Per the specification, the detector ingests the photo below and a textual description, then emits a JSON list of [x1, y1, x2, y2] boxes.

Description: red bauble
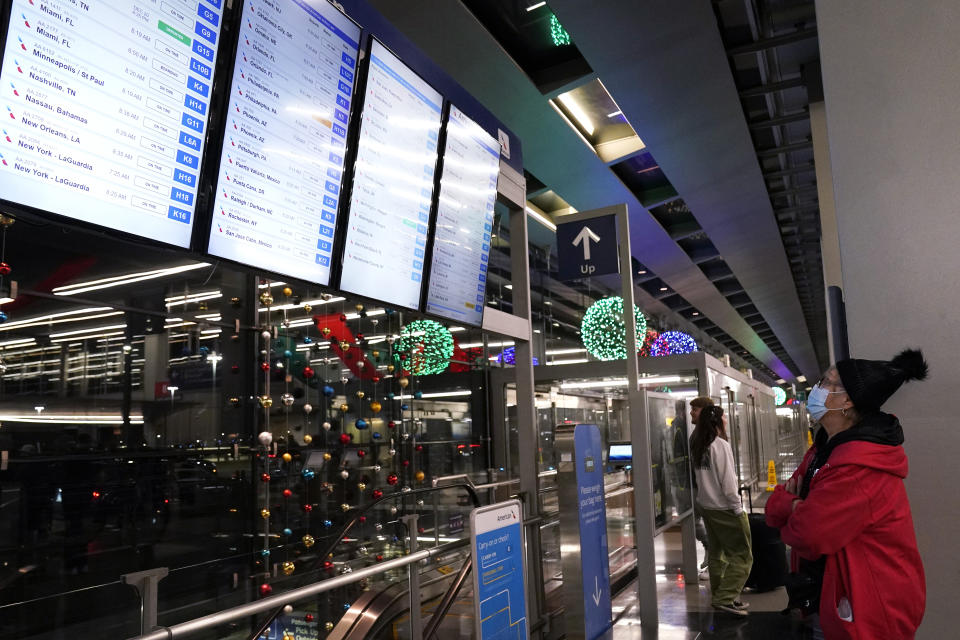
[[282, 488, 293, 498], [260, 362, 270, 371], [372, 489, 383, 499], [303, 504, 313, 512], [302, 366, 315, 379], [356, 333, 364, 341], [376, 554, 384, 562], [339, 433, 351, 444], [387, 474, 399, 485], [231, 365, 240, 374], [416, 445, 423, 452], [388, 421, 397, 429], [259, 583, 273, 596], [402, 460, 410, 468], [359, 515, 367, 523], [0, 262, 10, 275], [418, 527, 425, 535], [261, 473, 271, 482], [372, 376, 381, 383], [305, 614, 314, 622], [357, 449, 366, 458], [339, 314, 347, 322], [324, 560, 334, 571]]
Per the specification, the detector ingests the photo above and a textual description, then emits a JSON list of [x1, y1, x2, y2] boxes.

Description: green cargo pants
[[700, 508, 753, 606]]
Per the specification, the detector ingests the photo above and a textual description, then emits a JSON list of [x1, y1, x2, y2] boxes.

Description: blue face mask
[[807, 383, 846, 421]]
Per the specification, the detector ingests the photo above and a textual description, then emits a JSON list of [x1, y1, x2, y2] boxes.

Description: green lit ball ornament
[[773, 386, 787, 406], [396, 320, 454, 376], [580, 297, 647, 360]]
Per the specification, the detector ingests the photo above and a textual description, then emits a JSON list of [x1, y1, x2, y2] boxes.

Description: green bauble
[[580, 297, 647, 360]]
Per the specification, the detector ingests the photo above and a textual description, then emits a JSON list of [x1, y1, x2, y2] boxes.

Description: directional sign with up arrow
[[556, 214, 619, 281]]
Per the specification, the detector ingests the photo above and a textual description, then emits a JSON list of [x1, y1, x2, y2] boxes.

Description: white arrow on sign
[[572, 226, 601, 261], [592, 575, 602, 606]]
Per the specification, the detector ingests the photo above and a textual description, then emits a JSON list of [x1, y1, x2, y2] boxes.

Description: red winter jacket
[[766, 417, 925, 639]]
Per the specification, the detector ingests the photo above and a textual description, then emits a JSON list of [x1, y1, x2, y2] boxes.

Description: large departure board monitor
[[425, 105, 499, 326], [0, 0, 225, 247], [339, 38, 443, 310], [206, 0, 360, 284]]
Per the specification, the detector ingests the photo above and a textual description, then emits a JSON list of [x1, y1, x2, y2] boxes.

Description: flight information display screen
[[0, 0, 225, 247], [339, 38, 443, 310], [207, 0, 360, 284], [425, 105, 499, 326]]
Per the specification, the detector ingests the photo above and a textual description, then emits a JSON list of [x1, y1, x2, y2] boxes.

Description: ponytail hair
[[690, 405, 724, 468]]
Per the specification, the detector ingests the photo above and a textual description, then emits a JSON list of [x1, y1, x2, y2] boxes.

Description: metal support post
[[122, 567, 169, 635], [403, 514, 423, 640], [616, 206, 659, 628]]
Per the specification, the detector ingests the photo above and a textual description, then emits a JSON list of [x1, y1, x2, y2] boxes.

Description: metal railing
[[128, 538, 469, 640]]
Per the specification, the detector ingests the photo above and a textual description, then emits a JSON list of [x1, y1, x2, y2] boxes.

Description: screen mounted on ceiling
[[0, 0, 226, 247], [338, 38, 443, 310], [424, 104, 499, 326], [206, 0, 361, 284]]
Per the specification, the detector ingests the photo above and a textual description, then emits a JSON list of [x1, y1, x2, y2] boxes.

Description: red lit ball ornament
[[376, 554, 384, 562], [357, 449, 366, 458], [372, 489, 383, 499], [261, 473, 271, 482], [302, 366, 315, 379], [402, 460, 410, 468], [388, 421, 397, 429], [387, 474, 399, 485], [0, 263, 10, 275], [305, 615, 314, 622], [283, 489, 293, 498], [260, 362, 270, 371], [324, 560, 334, 571], [339, 433, 352, 444], [259, 583, 273, 596], [303, 504, 313, 513]]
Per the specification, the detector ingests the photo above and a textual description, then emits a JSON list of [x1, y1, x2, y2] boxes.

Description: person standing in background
[[689, 396, 714, 578], [691, 404, 753, 616]]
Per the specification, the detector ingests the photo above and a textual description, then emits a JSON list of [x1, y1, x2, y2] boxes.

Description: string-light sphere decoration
[[580, 297, 647, 361], [495, 346, 539, 366], [549, 14, 571, 46], [772, 386, 787, 406], [396, 320, 454, 376], [639, 328, 659, 358], [650, 331, 698, 357]]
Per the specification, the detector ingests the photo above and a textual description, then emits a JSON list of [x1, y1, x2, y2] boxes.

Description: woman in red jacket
[[766, 349, 927, 639]]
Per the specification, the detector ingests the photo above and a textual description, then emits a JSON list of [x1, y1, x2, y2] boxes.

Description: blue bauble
[[387, 392, 395, 400], [261, 549, 271, 557], [343, 603, 351, 611], [372, 432, 382, 440], [414, 391, 423, 399], [199, 346, 210, 356], [0, 311, 7, 323], [303, 336, 313, 344], [323, 519, 333, 528], [401, 404, 409, 411], [282, 528, 293, 536], [355, 419, 368, 430], [283, 349, 292, 358], [301, 468, 315, 479], [323, 385, 335, 397]]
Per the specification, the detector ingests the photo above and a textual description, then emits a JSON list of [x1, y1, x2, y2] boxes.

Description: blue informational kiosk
[[471, 500, 529, 640], [556, 423, 613, 640]]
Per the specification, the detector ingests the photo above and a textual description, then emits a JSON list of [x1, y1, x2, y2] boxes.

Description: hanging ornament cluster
[[650, 330, 698, 356], [395, 319, 454, 376], [580, 297, 647, 361]]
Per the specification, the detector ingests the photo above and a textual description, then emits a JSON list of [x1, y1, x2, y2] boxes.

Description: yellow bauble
[[321, 327, 331, 337], [323, 452, 332, 461], [260, 508, 271, 519], [282, 287, 293, 297], [303, 434, 313, 444], [281, 560, 295, 575], [340, 503, 350, 512], [415, 471, 425, 483], [339, 403, 349, 412], [355, 303, 364, 313], [355, 390, 365, 399], [259, 395, 273, 408], [357, 482, 366, 491], [387, 365, 395, 373], [369, 401, 382, 414], [282, 452, 292, 463], [339, 341, 350, 351], [303, 304, 312, 313], [302, 534, 315, 548], [325, 622, 334, 631], [372, 350, 380, 358], [398, 377, 409, 388], [260, 292, 274, 306]]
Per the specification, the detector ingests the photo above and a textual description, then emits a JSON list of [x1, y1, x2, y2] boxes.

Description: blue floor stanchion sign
[[557, 423, 613, 640], [471, 500, 529, 640]]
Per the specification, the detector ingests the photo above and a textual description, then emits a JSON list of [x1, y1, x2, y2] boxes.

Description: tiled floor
[[606, 528, 816, 639]]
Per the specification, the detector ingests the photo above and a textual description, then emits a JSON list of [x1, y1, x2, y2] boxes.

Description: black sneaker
[[733, 599, 750, 610], [713, 603, 748, 617]]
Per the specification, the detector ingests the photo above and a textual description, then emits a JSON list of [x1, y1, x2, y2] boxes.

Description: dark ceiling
[[371, 0, 828, 383]]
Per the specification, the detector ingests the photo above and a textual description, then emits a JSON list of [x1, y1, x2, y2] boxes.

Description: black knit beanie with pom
[[836, 349, 929, 412]]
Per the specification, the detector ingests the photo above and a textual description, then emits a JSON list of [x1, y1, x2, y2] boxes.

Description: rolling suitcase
[[740, 486, 788, 592]]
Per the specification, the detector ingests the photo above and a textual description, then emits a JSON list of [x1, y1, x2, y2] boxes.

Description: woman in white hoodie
[[690, 405, 752, 616]]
